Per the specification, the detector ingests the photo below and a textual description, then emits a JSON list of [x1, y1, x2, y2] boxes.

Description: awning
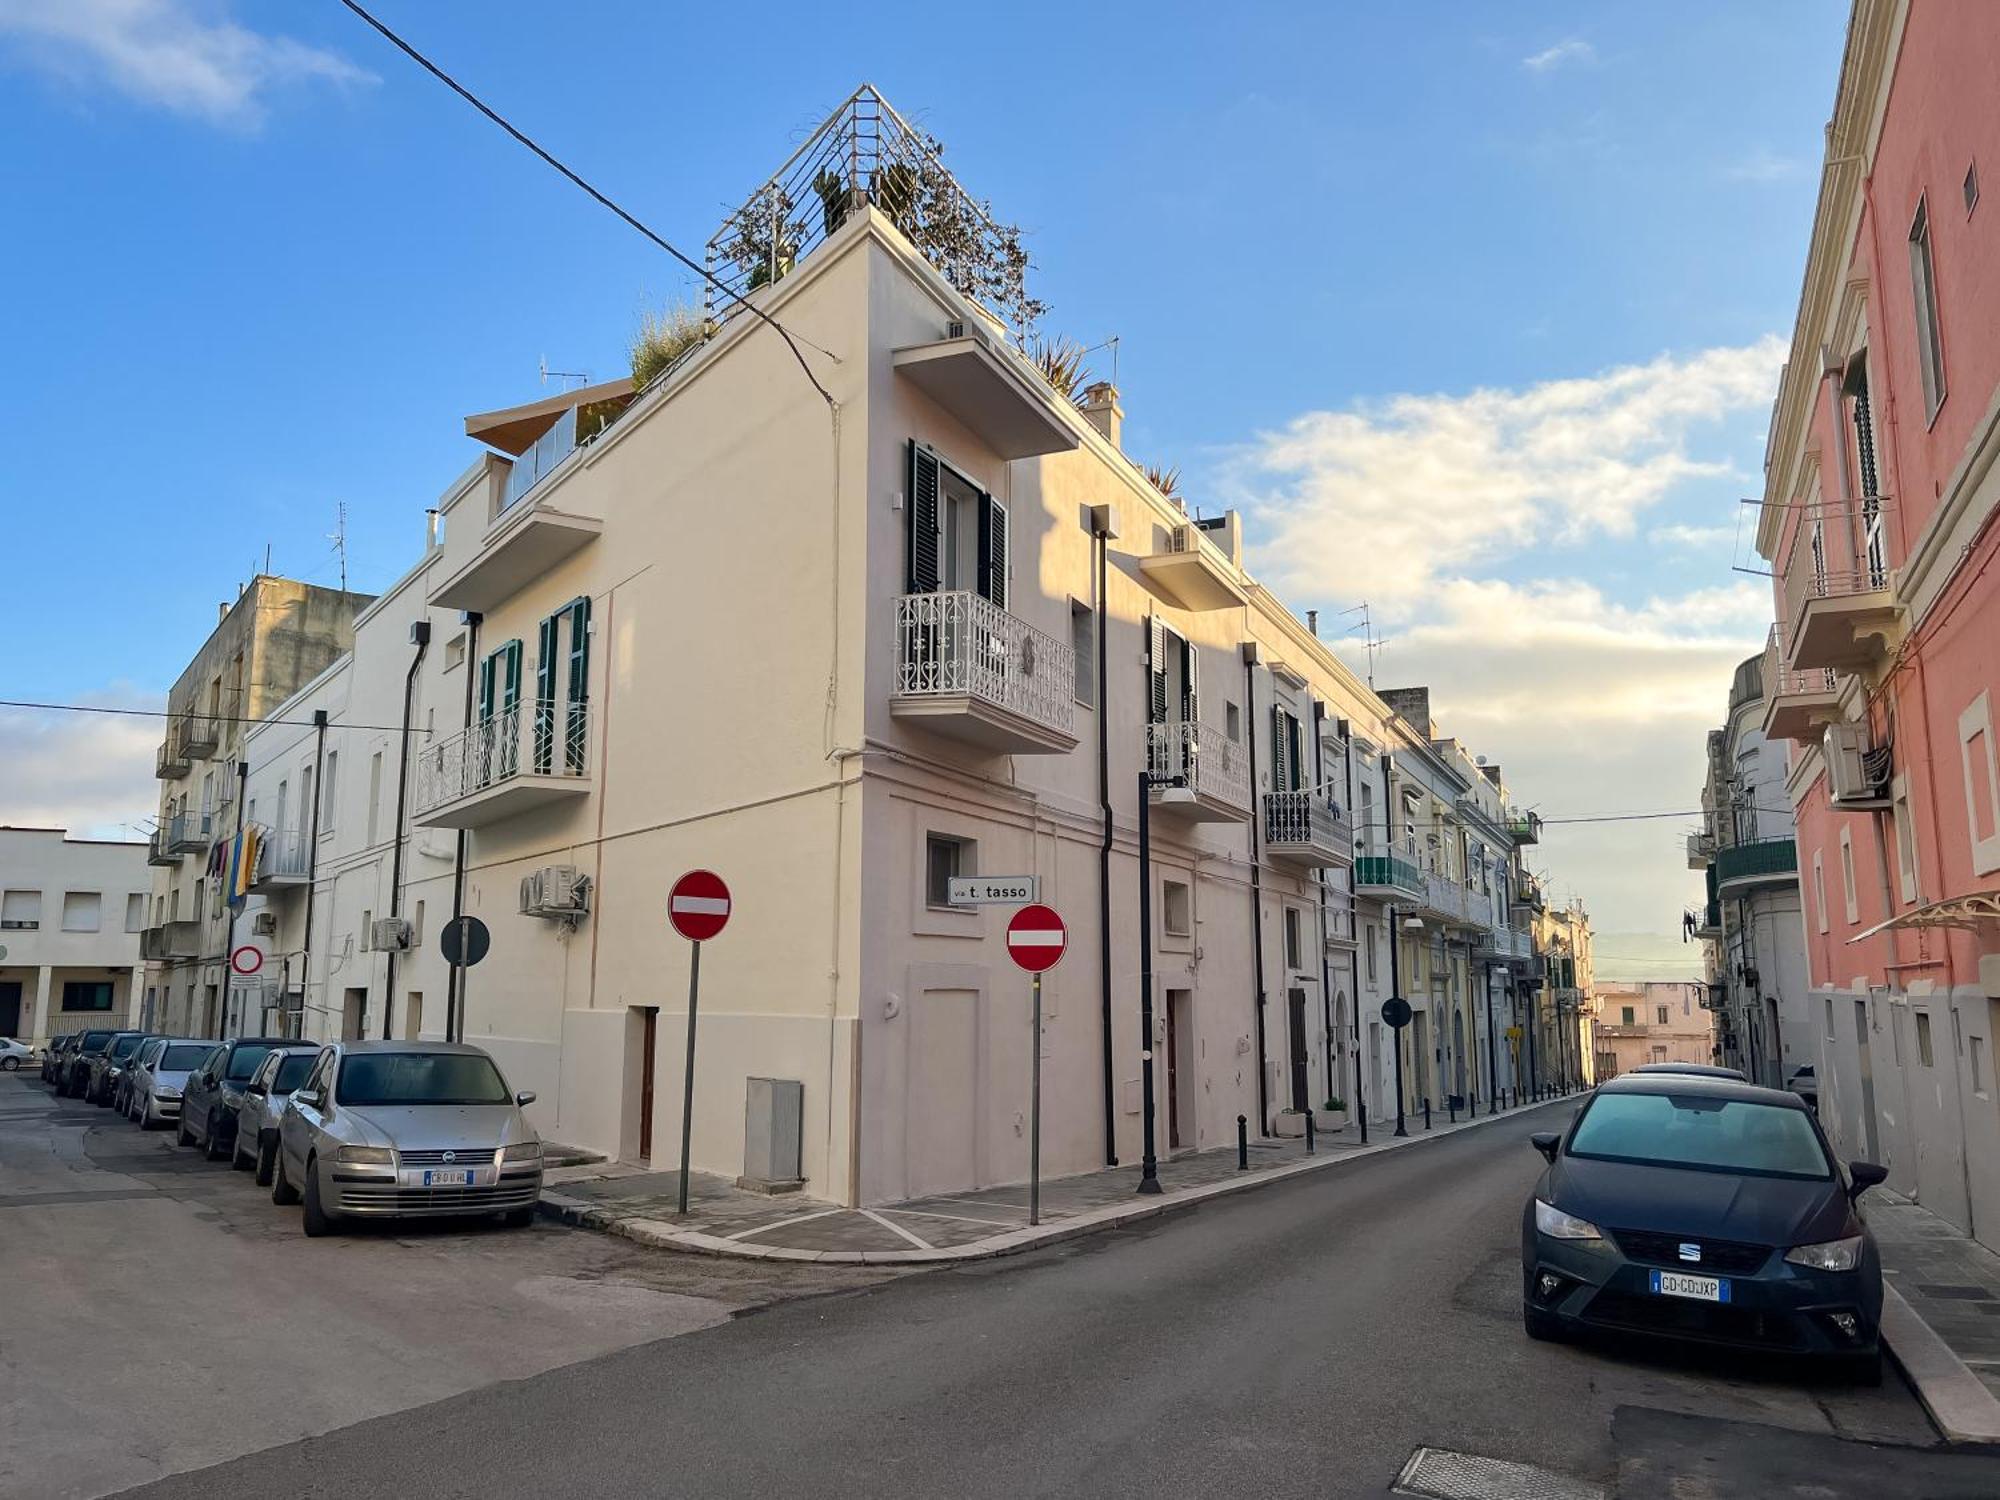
[[465, 377, 635, 456], [1848, 890, 2000, 943]]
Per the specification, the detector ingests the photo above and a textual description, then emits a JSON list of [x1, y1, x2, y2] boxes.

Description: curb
[[538, 1093, 1580, 1266], [1880, 1283, 2000, 1445]]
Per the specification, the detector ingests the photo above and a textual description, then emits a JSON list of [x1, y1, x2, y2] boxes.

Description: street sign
[[947, 875, 1040, 907], [668, 869, 731, 943], [1005, 903, 1067, 973], [229, 945, 263, 977], [1381, 996, 1412, 1029], [439, 915, 490, 968]]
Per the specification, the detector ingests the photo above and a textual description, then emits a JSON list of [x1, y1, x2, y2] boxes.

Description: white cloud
[[1235, 337, 1784, 614], [1523, 39, 1595, 73], [0, 689, 164, 840], [1723, 147, 1802, 183], [0, 0, 373, 126], [1648, 521, 1738, 549]]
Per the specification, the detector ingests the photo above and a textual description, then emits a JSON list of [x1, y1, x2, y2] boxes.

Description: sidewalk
[[540, 1092, 1577, 1265], [1871, 1189, 2000, 1443]]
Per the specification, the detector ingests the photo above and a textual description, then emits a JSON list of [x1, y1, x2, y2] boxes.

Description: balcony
[[1713, 837, 1799, 895], [1513, 871, 1547, 914], [140, 921, 201, 961], [167, 813, 213, 855], [1146, 719, 1251, 822], [1689, 900, 1722, 939], [1354, 849, 1426, 903], [894, 335, 1082, 462], [156, 739, 189, 780], [891, 591, 1077, 755], [1507, 810, 1542, 846], [146, 827, 179, 866], [1324, 903, 1357, 947], [1137, 522, 1247, 612], [1476, 927, 1533, 964], [1685, 830, 1714, 870], [413, 699, 593, 830], [248, 828, 311, 894], [1783, 565, 1903, 674], [1760, 627, 1841, 743], [178, 709, 221, 759], [1262, 790, 1354, 868]]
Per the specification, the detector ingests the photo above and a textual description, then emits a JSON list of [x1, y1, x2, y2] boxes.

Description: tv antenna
[[540, 356, 589, 390], [1339, 602, 1381, 686], [328, 502, 348, 592]]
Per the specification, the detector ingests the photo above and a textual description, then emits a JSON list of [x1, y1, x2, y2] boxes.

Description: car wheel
[[1, 1057, 18, 1072], [271, 1148, 301, 1206], [254, 1134, 278, 1187], [499, 1206, 536, 1229], [1523, 1300, 1565, 1343], [231, 1132, 253, 1171], [176, 1114, 195, 1148], [300, 1156, 336, 1237], [203, 1114, 229, 1161]]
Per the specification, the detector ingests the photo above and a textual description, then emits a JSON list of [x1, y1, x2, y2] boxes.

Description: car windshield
[[336, 1052, 510, 1107], [161, 1042, 210, 1070], [272, 1053, 316, 1092], [225, 1044, 281, 1082], [1569, 1091, 1831, 1180], [109, 1036, 143, 1061], [80, 1032, 113, 1052]]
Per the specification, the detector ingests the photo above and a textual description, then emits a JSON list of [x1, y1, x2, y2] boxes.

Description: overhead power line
[[332, 0, 836, 405], [0, 700, 413, 735]]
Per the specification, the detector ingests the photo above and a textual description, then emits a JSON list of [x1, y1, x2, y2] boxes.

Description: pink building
[[1757, 1, 2000, 1250]]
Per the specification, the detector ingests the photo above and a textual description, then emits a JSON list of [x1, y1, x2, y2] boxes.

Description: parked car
[[1521, 1072, 1887, 1382], [127, 1038, 213, 1128], [40, 1032, 78, 1083], [1786, 1064, 1820, 1113], [0, 1037, 32, 1071], [273, 1040, 543, 1236], [179, 1038, 301, 1159], [1628, 1062, 1748, 1081], [115, 1038, 163, 1114], [232, 1045, 322, 1183], [57, 1029, 120, 1097], [84, 1031, 148, 1105]]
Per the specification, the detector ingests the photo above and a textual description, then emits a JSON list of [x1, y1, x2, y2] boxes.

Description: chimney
[[1306, 609, 1319, 637], [1080, 382, 1123, 451], [425, 508, 441, 551]]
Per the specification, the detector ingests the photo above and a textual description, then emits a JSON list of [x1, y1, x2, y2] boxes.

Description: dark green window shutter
[[565, 596, 591, 773], [907, 442, 940, 593], [500, 641, 522, 713], [1180, 634, 1197, 722], [477, 654, 496, 724], [533, 616, 558, 774], [977, 494, 1007, 609], [1147, 617, 1168, 723], [1272, 705, 1290, 791]]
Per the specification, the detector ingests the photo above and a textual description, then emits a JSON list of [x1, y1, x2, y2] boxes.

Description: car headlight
[[1533, 1199, 1603, 1242], [336, 1146, 396, 1166], [1785, 1235, 1863, 1272], [497, 1141, 543, 1167]]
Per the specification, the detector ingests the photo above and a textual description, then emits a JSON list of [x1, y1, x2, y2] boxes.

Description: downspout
[[1381, 753, 1402, 1126], [1344, 729, 1365, 1141], [445, 611, 481, 1044], [298, 709, 327, 1039], [1092, 511, 1116, 1166], [382, 620, 430, 1038], [1313, 702, 1336, 1104], [1245, 645, 1269, 1134], [220, 757, 248, 1038]]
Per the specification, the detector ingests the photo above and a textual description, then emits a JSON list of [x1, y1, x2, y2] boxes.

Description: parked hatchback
[[128, 1038, 214, 1128], [1521, 1073, 1887, 1382], [40, 1033, 77, 1084], [273, 1041, 542, 1236], [84, 1031, 148, 1105], [232, 1045, 321, 1183], [178, 1038, 298, 1160], [58, 1029, 119, 1097], [114, 1037, 164, 1113]]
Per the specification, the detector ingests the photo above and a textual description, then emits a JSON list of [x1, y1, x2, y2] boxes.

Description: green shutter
[[978, 494, 1007, 609], [1147, 617, 1168, 724], [534, 616, 558, 774], [565, 596, 591, 774], [907, 442, 940, 594]]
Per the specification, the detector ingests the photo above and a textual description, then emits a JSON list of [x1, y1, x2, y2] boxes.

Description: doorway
[[638, 1006, 658, 1162], [1452, 1008, 1468, 1100], [1287, 986, 1310, 1112], [1411, 1010, 1430, 1106], [1167, 989, 1193, 1150], [340, 987, 365, 1041], [1855, 999, 1880, 1161], [0, 981, 20, 1037], [202, 984, 218, 1038], [910, 988, 979, 1196], [405, 991, 424, 1041]]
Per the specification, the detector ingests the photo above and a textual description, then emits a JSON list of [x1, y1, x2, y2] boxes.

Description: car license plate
[[1650, 1269, 1727, 1303], [422, 1169, 474, 1188]]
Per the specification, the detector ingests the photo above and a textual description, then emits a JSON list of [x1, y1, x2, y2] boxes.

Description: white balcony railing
[[253, 827, 310, 887], [1147, 718, 1251, 814], [1262, 790, 1355, 864], [1762, 623, 1837, 697], [414, 699, 591, 818], [893, 591, 1075, 743]]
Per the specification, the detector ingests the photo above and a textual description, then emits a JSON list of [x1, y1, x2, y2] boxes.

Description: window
[[1656, 1006, 1669, 1026], [0, 889, 40, 929], [1620, 1006, 1635, 1026], [1813, 850, 1829, 934], [1846, 360, 1887, 586], [61, 981, 114, 1012], [1958, 692, 2000, 874], [445, 632, 467, 671], [924, 834, 971, 908], [1070, 600, 1094, 706], [337, 1050, 509, 1106], [1917, 1010, 1935, 1067], [1892, 773, 1919, 903], [1225, 702, 1241, 743], [1973, 1034, 1990, 1099], [412, 900, 425, 947], [1365, 923, 1379, 984], [905, 443, 1006, 604], [124, 894, 145, 932], [322, 750, 339, 832], [367, 752, 384, 845], [1651, 1046, 1668, 1063], [1825, 997, 1836, 1041], [1284, 907, 1303, 970], [360, 909, 373, 948], [300, 766, 314, 834], [1839, 828, 1858, 924], [1567, 1092, 1831, 1180], [61, 891, 101, 932], [1909, 197, 1947, 420], [1163, 879, 1192, 938]]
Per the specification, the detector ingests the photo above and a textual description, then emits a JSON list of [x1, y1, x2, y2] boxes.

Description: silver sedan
[[126, 1038, 215, 1128], [272, 1040, 543, 1237], [231, 1044, 322, 1184]]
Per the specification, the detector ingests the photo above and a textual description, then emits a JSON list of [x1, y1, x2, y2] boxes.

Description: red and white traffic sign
[[229, 944, 263, 976], [668, 869, 732, 943], [1005, 903, 1067, 973]]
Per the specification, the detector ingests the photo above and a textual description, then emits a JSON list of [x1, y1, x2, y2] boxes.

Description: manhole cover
[[1395, 1447, 1605, 1500]]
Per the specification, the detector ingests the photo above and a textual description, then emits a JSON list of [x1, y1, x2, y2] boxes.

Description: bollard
[[1237, 1114, 1249, 1170], [1424, 1097, 1433, 1131], [1448, 1096, 1457, 1125], [1305, 1110, 1316, 1154]]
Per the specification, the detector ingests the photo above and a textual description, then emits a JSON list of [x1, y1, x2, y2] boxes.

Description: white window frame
[[1891, 772, 1919, 903], [1909, 195, 1948, 422], [1959, 691, 2000, 874], [1813, 849, 1829, 934], [61, 891, 102, 933], [1839, 827, 1859, 924]]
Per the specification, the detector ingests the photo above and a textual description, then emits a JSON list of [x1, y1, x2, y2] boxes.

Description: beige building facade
[[0, 828, 148, 1043], [1590, 982, 1716, 1081]]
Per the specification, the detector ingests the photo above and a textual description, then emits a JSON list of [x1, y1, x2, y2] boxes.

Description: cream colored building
[[0, 828, 148, 1043], [217, 88, 1577, 1204], [1590, 982, 1716, 1081]]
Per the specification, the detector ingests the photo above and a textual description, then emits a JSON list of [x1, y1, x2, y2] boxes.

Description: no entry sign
[[1006, 903, 1067, 973], [669, 869, 731, 943], [229, 945, 263, 977]]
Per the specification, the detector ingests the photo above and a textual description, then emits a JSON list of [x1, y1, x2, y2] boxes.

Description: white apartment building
[[220, 88, 1571, 1204], [0, 828, 148, 1043]]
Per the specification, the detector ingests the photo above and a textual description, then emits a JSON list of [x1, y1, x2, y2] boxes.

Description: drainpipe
[[1343, 727, 1365, 1142], [445, 611, 481, 1045], [1090, 511, 1116, 1166], [298, 709, 327, 1040], [220, 757, 248, 1038], [1313, 702, 1336, 1106], [1244, 643, 1270, 1134], [1382, 753, 1405, 1135], [382, 620, 431, 1038]]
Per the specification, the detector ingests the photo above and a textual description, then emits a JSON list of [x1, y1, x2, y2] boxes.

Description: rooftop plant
[[629, 300, 710, 391]]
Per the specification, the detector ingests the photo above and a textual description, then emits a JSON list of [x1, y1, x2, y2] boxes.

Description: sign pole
[[677, 939, 701, 1217], [1030, 971, 1042, 1227]]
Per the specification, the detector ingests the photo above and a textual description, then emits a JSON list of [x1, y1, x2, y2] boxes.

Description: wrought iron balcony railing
[[414, 699, 591, 820], [1146, 718, 1252, 817], [893, 591, 1075, 750], [1262, 790, 1354, 865]]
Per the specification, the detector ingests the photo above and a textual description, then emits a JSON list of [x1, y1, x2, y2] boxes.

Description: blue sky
[[0, 1, 1847, 965]]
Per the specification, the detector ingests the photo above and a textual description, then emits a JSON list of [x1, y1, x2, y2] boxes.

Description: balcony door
[[906, 442, 1006, 604]]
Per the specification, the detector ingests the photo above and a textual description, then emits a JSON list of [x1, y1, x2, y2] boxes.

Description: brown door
[[639, 1008, 658, 1161], [1288, 987, 1310, 1112], [1166, 993, 1183, 1150]]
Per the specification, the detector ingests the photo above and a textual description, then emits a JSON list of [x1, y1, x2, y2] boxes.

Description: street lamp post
[[1136, 767, 1190, 1195]]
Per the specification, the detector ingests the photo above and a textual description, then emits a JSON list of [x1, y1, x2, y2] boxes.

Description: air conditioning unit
[[1824, 722, 1891, 807], [370, 916, 413, 952], [520, 865, 589, 920], [251, 912, 277, 936]]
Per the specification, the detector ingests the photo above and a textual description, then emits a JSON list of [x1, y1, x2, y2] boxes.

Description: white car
[[0, 1038, 32, 1071]]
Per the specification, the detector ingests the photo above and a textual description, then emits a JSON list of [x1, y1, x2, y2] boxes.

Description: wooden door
[[640, 1008, 658, 1161]]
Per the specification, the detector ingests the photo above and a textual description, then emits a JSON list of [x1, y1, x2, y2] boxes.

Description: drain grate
[[1394, 1447, 1606, 1500]]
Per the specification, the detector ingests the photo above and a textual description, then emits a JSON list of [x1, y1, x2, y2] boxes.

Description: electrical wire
[[332, 0, 837, 405], [0, 700, 413, 735]]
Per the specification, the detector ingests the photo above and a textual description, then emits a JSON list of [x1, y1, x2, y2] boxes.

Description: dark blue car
[[1521, 1072, 1888, 1382]]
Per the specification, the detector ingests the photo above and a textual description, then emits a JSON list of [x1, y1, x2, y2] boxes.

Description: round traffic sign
[[1380, 996, 1412, 1029], [439, 915, 490, 968], [1005, 903, 1067, 973], [669, 869, 731, 943], [229, 945, 263, 976]]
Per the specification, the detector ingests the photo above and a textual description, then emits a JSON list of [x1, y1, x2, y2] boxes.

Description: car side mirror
[[516, 1091, 537, 1108], [1530, 1131, 1561, 1164], [293, 1090, 320, 1110], [1848, 1160, 1888, 1203]]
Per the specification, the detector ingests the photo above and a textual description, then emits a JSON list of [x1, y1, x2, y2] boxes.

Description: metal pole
[[1137, 772, 1161, 1194], [1030, 971, 1043, 1227], [676, 941, 701, 1217]]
